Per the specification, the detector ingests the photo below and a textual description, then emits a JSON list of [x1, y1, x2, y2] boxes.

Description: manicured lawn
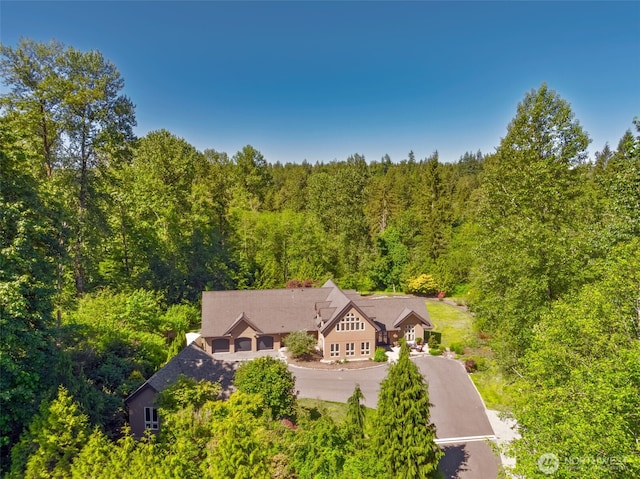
[[425, 300, 475, 348]]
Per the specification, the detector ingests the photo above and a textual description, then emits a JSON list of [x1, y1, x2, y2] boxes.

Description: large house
[[126, 280, 434, 436], [201, 279, 434, 361]]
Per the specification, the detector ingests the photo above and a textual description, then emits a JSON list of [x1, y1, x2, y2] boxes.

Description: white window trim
[[144, 407, 159, 430], [330, 343, 340, 357], [361, 341, 370, 356], [404, 324, 415, 342], [345, 342, 355, 356], [336, 312, 365, 332]]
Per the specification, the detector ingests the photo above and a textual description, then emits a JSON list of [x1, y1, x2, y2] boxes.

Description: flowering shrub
[[405, 274, 439, 295]]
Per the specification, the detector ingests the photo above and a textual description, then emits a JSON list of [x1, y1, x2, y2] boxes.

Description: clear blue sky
[[1, 1, 639, 164]]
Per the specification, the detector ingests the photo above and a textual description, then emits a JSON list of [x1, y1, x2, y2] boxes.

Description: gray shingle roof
[[201, 287, 331, 337], [201, 282, 433, 338], [358, 295, 434, 331], [125, 343, 236, 403]]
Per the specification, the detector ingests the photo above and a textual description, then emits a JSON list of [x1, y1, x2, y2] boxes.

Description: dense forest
[[1, 39, 639, 477]]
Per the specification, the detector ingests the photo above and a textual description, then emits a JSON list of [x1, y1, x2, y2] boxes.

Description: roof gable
[[125, 343, 236, 404], [202, 287, 330, 337], [223, 312, 262, 336], [201, 282, 433, 338], [392, 307, 433, 329], [320, 300, 381, 335]]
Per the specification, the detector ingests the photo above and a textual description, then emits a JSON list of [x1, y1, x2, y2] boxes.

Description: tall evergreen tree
[[372, 343, 442, 478], [9, 386, 89, 479], [344, 384, 366, 447]]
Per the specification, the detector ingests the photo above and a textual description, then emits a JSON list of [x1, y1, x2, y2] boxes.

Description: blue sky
[[2, 1, 639, 164]]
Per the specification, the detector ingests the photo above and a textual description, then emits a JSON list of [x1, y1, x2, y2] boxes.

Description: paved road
[[290, 355, 500, 479]]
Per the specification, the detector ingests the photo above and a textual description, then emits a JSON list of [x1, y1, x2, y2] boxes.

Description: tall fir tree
[[372, 342, 442, 478], [344, 384, 366, 447]]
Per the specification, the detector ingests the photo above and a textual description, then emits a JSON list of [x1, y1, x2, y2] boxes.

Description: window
[[144, 407, 159, 430], [336, 312, 365, 332], [361, 341, 370, 356], [404, 324, 415, 342], [346, 342, 355, 356], [330, 343, 340, 357]]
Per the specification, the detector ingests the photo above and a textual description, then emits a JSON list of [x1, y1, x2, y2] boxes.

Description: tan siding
[[229, 323, 256, 352], [322, 307, 376, 360]]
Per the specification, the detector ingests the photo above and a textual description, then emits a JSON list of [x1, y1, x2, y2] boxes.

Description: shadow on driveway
[[439, 444, 470, 479]]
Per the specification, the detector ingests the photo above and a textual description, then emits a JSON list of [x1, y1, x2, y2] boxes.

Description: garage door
[[257, 336, 274, 350], [234, 337, 252, 352], [212, 338, 230, 353]]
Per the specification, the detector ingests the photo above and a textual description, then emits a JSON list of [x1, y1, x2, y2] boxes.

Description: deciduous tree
[[234, 356, 297, 420], [472, 83, 591, 368]]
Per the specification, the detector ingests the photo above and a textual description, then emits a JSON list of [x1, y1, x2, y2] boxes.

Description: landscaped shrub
[[284, 330, 316, 359], [286, 279, 314, 288], [429, 347, 443, 356], [405, 274, 439, 296], [449, 343, 464, 355], [424, 331, 442, 347], [464, 359, 478, 373], [374, 347, 388, 362], [468, 356, 488, 371]]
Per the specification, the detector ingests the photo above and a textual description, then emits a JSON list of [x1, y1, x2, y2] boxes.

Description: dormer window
[[336, 312, 365, 332]]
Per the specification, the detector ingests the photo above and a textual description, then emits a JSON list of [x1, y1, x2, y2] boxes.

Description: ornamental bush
[[374, 347, 388, 362], [284, 330, 317, 359], [405, 274, 439, 296]]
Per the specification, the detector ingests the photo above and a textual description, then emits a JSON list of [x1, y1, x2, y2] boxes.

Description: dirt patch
[[285, 351, 386, 370]]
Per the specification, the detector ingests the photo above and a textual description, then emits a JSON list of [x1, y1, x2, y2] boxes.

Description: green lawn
[[297, 398, 375, 423], [298, 398, 349, 422], [424, 300, 475, 348], [424, 300, 512, 410], [470, 363, 513, 411]]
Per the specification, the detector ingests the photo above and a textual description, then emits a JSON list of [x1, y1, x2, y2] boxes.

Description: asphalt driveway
[[290, 355, 500, 479]]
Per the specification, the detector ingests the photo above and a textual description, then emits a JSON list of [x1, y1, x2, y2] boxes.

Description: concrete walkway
[[485, 409, 519, 473]]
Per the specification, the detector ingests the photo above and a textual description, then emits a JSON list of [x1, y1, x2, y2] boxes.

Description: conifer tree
[[372, 342, 442, 478], [344, 384, 366, 447], [10, 386, 89, 479]]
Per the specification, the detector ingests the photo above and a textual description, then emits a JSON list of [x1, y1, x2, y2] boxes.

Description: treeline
[[2, 38, 639, 476]]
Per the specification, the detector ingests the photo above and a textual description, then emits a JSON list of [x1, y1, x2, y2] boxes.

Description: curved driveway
[[290, 355, 500, 479]]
